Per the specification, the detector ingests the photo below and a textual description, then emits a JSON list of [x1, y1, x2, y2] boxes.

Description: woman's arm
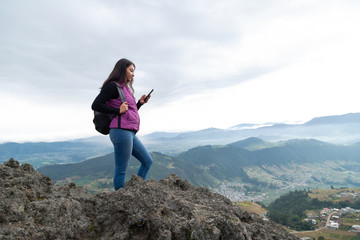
[[91, 82, 120, 114], [136, 101, 143, 110]]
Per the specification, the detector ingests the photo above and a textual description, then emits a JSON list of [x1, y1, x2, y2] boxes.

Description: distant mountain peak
[[228, 137, 265, 148], [305, 112, 360, 125]]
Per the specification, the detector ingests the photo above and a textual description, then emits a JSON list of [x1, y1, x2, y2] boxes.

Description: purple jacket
[[106, 85, 140, 131]]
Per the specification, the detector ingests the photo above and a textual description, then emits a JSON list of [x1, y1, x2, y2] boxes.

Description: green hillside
[[177, 138, 360, 184], [38, 151, 217, 188], [267, 188, 360, 232], [38, 138, 360, 202]]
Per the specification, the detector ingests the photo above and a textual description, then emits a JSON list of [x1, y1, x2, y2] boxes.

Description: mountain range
[[37, 137, 360, 204], [2, 112, 360, 167], [142, 112, 360, 154]]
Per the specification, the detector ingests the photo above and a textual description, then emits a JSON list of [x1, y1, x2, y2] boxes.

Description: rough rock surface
[[0, 158, 299, 240]]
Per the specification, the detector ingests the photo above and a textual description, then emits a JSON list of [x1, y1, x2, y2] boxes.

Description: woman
[[91, 58, 153, 190]]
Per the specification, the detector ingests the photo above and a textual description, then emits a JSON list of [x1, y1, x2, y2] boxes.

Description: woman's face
[[126, 64, 135, 83]]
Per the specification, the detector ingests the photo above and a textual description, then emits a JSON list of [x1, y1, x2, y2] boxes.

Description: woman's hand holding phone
[[141, 89, 154, 104]]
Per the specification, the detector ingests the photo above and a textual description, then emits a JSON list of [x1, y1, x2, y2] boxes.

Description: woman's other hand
[[140, 94, 151, 104], [120, 102, 129, 114]]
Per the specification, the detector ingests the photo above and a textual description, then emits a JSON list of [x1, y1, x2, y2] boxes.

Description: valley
[[212, 161, 360, 205], [35, 136, 360, 206]]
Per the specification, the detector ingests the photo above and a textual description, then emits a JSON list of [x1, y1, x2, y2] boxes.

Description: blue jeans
[[109, 128, 153, 190]]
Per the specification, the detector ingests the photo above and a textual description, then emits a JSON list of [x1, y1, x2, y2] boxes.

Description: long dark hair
[[101, 58, 136, 93]]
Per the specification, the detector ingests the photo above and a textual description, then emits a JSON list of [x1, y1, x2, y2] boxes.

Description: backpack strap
[[114, 82, 126, 129], [115, 82, 126, 103]]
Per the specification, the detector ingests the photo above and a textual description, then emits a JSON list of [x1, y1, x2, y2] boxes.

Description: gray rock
[[0, 159, 299, 240]]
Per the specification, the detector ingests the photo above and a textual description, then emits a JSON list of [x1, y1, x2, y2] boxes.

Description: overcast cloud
[[1, 0, 360, 142]]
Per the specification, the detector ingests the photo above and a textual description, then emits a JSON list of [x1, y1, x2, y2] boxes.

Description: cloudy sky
[[1, 0, 360, 143]]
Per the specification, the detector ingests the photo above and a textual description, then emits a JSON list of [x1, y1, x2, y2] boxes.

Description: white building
[[328, 221, 339, 229], [351, 225, 360, 232]]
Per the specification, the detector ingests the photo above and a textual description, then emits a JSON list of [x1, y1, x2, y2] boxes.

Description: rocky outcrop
[[0, 158, 299, 240]]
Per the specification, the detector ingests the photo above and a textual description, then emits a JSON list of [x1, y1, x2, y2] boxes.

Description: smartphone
[[144, 89, 154, 101]]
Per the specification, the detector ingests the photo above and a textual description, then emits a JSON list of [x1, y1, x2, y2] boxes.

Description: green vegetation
[[38, 151, 219, 188], [267, 190, 360, 231], [267, 190, 314, 230], [342, 213, 360, 225], [313, 232, 360, 240]]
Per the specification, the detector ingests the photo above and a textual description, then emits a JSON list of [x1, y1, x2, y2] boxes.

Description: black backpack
[[93, 83, 126, 135]]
